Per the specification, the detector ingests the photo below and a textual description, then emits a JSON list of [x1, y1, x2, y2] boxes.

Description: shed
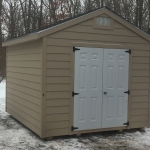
[[2, 7, 150, 138]]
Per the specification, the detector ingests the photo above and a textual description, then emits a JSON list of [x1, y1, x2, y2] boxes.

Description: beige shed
[[2, 7, 150, 138]]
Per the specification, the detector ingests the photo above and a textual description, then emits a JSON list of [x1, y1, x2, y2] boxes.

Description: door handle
[[104, 92, 107, 94]]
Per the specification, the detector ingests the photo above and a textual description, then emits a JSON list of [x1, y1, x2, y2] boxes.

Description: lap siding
[[7, 98, 40, 121], [7, 67, 41, 76], [132, 64, 149, 70], [7, 45, 41, 56], [131, 96, 149, 102], [47, 69, 71, 77], [47, 77, 70, 84], [7, 103, 40, 128], [131, 115, 149, 122], [7, 72, 41, 83], [7, 82, 41, 98], [7, 77, 41, 91], [131, 102, 149, 109], [47, 62, 71, 69], [46, 92, 70, 99], [46, 128, 70, 137], [130, 122, 149, 128], [132, 50, 150, 56], [46, 114, 70, 122], [7, 88, 41, 106], [7, 108, 40, 135], [47, 38, 150, 50], [46, 84, 70, 92], [131, 50, 150, 127], [49, 32, 147, 44], [132, 83, 149, 90], [45, 45, 71, 134], [64, 25, 138, 37], [46, 99, 70, 107], [45, 18, 150, 136], [7, 53, 41, 61], [6, 40, 42, 137], [7, 92, 40, 112], [132, 77, 149, 83], [46, 121, 70, 130], [7, 61, 41, 68], [131, 109, 149, 115], [81, 19, 124, 28], [46, 106, 70, 115]]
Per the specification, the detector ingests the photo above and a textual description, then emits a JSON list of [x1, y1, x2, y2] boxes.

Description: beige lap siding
[[45, 46, 71, 136], [6, 40, 42, 136], [45, 15, 150, 136], [130, 49, 150, 128]]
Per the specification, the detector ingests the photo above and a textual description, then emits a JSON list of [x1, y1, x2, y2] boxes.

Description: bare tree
[[0, 0, 150, 80], [147, 0, 150, 34], [0, 0, 6, 81], [139, 0, 144, 29], [0, 0, 2, 42], [1, 0, 150, 40]]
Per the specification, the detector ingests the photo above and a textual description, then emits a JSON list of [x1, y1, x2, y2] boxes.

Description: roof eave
[[38, 8, 106, 38], [39, 8, 150, 42], [2, 7, 150, 47], [2, 8, 106, 47], [2, 33, 39, 47], [104, 9, 150, 42]]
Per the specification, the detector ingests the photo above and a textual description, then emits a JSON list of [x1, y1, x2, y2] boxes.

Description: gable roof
[[2, 7, 150, 47]]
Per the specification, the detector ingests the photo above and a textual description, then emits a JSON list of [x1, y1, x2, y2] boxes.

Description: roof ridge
[[3, 6, 150, 42]]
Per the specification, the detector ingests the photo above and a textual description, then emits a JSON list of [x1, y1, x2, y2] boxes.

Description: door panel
[[74, 47, 103, 130], [73, 47, 129, 131], [102, 49, 129, 128]]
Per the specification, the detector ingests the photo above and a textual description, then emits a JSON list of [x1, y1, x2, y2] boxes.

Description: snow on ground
[[0, 80, 6, 109], [0, 81, 150, 150]]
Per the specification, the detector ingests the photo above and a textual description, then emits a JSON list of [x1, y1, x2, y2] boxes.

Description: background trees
[[0, 0, 149, 40], [0, 0, 6, 82], [0, 0, 149, 81]]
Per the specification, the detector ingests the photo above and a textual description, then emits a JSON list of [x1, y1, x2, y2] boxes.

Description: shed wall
[[45, 15, 150, 137], [45, 45, 71, 137], [6, 40, 42, 136]]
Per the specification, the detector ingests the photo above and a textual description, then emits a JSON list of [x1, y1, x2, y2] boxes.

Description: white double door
[[73, 47, 129, 131]]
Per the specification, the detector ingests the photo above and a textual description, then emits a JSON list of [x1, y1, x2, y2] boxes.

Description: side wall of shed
[[6, 40, 42, 136], [44, 15, 150, 137]]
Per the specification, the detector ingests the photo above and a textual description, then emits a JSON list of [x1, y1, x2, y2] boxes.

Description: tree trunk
[[39, 0, 43, 28], [135, 0, 139, 27], [50, 0, 57, 23], [27, 0, 32, 33], [139, 0, 144, 29], [0, 0, 2, 43], [19, 0, 27, 33], [148, 0, 150, 34], [101, 0, 103, 7]]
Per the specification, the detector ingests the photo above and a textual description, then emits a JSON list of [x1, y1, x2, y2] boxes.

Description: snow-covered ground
[[0, 81, 6, 108], [0, 81, 150, 150]]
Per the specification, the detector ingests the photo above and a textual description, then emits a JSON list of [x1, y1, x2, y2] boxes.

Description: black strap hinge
[[125, 49, 131, 54], [73, 47, 80, 52], [72, 91, 79, 97], [124, 90, 130, 95], [123, 121, 129, 126], [71, 126, 79, 131]]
